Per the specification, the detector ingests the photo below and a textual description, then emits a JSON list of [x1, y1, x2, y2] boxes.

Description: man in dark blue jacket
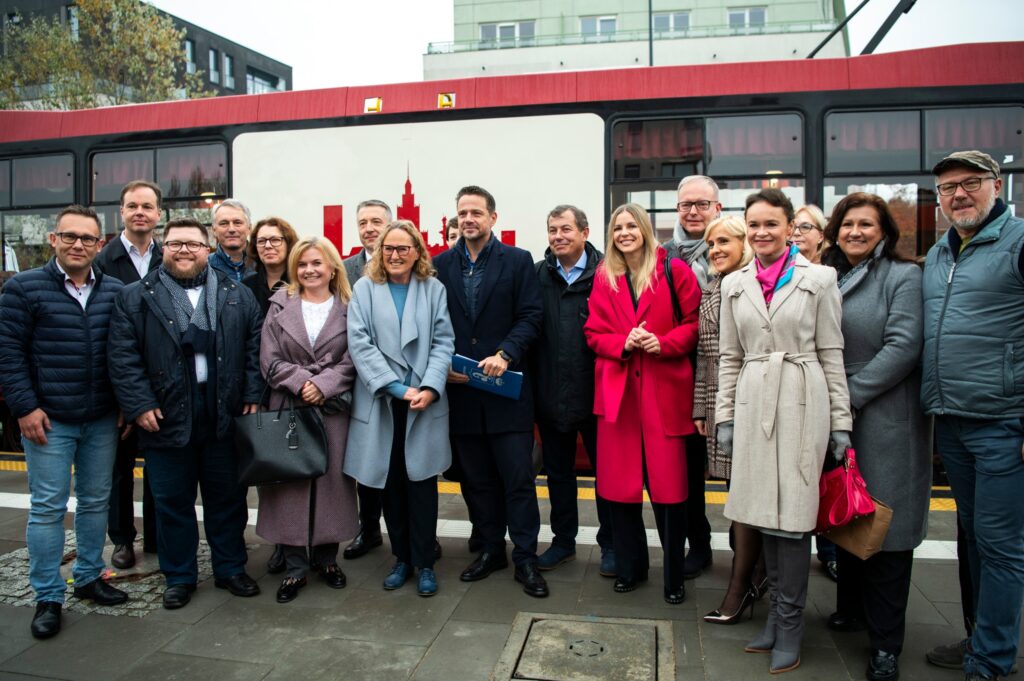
[[108, 217, 264, 610], [0, 205, 128, 639], [434, 186, 548, 598]]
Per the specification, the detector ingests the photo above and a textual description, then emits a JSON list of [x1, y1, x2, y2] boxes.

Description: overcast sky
[[149, 0, 1023, 91]]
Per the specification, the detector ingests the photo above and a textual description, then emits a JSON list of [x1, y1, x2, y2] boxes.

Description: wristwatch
[[497, 349, 512, 362]]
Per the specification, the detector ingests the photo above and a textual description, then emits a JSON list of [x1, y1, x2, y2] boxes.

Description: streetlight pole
[[648, 0, 654, 66]]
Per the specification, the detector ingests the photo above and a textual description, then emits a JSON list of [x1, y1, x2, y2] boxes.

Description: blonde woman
[[345, 221, 455, 597], [792, 204, 827, 264], [257, 236, 358, 603], [583, 203, 701, 604]]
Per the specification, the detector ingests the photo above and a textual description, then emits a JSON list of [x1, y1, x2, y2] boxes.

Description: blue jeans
[[23, 413, 118, 604], [936, 415, 1024, 678]]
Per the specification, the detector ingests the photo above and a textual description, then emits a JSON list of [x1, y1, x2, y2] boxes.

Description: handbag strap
[[664, 256, 682, 324]]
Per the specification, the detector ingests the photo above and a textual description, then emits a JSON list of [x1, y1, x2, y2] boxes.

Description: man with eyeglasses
[[93, 180, 164, 571], [108, 217, 264, 610], [0, 205, 129, 639], [209, 199, 256, 282], [922, 150, 1024, 681]]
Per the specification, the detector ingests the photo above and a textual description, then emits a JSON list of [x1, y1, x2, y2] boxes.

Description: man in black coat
[[93, 180, 164, 570], [531, 205, 613, 575], [434, 185, 548, 598], [108, 217, 264, 610]]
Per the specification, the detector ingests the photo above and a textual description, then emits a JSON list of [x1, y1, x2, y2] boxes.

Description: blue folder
[[450, 353, 523, 400]]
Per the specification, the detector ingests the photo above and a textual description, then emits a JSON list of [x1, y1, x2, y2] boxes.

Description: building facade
[[424, 0, 848, 79]]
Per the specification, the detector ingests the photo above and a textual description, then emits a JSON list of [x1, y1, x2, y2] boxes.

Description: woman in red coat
[[584, 203, 701, 604]]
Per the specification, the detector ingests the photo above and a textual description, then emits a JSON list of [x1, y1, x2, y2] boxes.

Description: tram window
[[706, 114, 802, 176], [613, 119, 703, 181], [91, 149, 154, 203], [156, 144, 227, 199], [925, 107, 1024, 171], [0, 160, 10, 208], [164, 200, 220, 224], [0, 209, 60, 272], [824, 177, 933, 260], [12, 154, 73, 207], [826, 111, 920, 174]]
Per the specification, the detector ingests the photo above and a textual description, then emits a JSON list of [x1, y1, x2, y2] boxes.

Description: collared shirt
[[460, 235, 496, 320], [119, 231, 155, 279], [557, 250, 588, 285], [55, 260, 95, 310], [184, 286, 209, 383], [208, 249, 249, 282]]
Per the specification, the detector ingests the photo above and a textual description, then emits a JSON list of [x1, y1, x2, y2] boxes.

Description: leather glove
[[717, 421, 734, 457], [829, 430, 852, 464]]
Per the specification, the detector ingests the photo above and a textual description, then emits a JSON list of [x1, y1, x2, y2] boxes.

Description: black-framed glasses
[[935, 176, 996, 196], [793, 223, 820, 234], [54, 232, 100, 247], [164, 240, 209, 253], [256, 236, 284, 248], [382, 245, 413, 256], [677, 200, 714, 213]]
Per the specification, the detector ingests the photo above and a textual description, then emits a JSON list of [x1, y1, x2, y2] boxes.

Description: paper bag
[[824, 497, 893, 560]]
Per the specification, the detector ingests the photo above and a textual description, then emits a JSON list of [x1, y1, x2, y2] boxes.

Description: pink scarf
[[754, 243, 798, 306]]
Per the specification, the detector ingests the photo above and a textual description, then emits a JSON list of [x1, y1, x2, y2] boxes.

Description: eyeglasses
[[382, 245, 413, 256], [164, 240, 209, 253], [793, 223, 820, 234], [256, 236, 284, 248], [677, 200, 714, 213], [935, 176, 996, 196], [54, 232, 101, 247]]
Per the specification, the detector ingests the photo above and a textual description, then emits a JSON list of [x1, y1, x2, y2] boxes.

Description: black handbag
[[234, 364, 329, 486]]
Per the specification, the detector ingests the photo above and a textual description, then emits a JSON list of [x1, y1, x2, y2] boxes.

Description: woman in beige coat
[[716, 188, 852, 674]]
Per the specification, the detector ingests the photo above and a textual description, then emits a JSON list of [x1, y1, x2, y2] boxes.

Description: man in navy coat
[[433, 186, 548, 597]]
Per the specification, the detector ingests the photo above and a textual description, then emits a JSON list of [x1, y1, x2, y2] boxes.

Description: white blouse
[[301, 297, 334, 346]]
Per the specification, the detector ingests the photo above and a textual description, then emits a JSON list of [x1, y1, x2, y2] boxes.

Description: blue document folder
[[450, 353, 523, 400]]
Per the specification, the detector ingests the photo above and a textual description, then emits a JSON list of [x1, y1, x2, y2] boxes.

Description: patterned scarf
[[837, 240, 886, 298], [158, 265, 219, 351], [755, 243, 799, 306]]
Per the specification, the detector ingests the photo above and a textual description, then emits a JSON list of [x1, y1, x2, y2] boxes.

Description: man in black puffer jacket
[[0, 205, 129, 639]]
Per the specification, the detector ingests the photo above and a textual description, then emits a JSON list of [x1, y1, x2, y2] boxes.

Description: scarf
[[158, 265, 219, 353], [755, 243, 798, 306], [837, 241, 886, 297]]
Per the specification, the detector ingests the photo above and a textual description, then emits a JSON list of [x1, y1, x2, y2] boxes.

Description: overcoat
[[584, 248, 701, 504], [344, 275, 455, 488], [255, 289, 358, 547], [716, 254, 852, 532], [838, 257, 931, 550], [693, 276, 729, 478]]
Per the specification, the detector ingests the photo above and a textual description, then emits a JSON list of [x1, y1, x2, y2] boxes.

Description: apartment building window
[[246, 67, 280, 94], [480, 20, 535, 49], [223, 53, 235, 89], [653, 11, 690, 34], [581, 15, 616, 42], [209, 48, 220, 84], [64, 5, 79, 41], [184, 39, 196, 74], [728, 7, 766, 29]]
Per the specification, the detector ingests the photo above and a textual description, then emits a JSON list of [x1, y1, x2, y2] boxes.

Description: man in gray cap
[[921, 150, 1024, 681]]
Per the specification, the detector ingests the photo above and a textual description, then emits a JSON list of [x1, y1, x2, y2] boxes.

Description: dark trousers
[[957, 514, 976, 636], [836, 547, 914, 655], [144, 423, 249, 586], [107, 428, 156, 549], [355, 484, 383, 536], [538, 419, 612, 552], [684, 432, 711, 554], [383, 402, 438, 569], [455, 430, 539, 567], [283, 543, 338, 580], [608, 499, 686, 593]]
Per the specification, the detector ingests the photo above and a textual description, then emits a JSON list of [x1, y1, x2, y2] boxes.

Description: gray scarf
[[837, 241, 886, 298], [158, 266, 219, 338]]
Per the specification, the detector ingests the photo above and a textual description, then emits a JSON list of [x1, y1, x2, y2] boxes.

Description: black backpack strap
[[664, 255, 682, 324]]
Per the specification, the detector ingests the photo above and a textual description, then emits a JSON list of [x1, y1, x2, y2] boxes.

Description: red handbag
[[816, 447, 875, 534]]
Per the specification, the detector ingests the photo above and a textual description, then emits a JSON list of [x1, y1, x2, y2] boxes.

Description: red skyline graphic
[[322, 169, 517, 258]]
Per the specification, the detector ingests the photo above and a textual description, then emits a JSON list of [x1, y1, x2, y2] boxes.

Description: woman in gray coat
[[345, 221, 455, 597], [820, 192, 931, 681]]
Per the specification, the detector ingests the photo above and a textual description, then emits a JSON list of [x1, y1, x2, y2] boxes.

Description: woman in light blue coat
[[345, 221, 455, 597]]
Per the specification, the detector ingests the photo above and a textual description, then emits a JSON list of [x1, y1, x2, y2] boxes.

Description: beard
[[166, 258, 206, 279], [948, 191, 996, 230]]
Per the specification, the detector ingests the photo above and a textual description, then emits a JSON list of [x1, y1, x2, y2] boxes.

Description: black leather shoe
[[664, 585, 686, 605], [162, 584, 196, 610], [683, 549, 712, 580], [111, 543, 136, 570], [613, 575, 648, 593], [275, 577, 306, 603], [73, 578, 128, 605], [827, 611, 867, 632], [460, 552, 509, 582], [343, 529, 383, 560], [514, 563, 549, 598], [215, 573, 260, 597], [867, 650, 899, 681], [266, 544, 286, 574], [319, 564, 347, 589], [30, 602, 61, 639], [434, 538, 443, 561]]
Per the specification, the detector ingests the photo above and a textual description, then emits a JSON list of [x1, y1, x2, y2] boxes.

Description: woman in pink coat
[[584, 203, 701, 604]]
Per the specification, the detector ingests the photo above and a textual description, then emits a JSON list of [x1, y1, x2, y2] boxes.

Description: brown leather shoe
[[111, 543, 136, 570]]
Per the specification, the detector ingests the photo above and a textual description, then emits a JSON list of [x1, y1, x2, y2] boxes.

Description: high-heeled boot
[[769, 534, 811, 674], [745, 533, 779, 653]]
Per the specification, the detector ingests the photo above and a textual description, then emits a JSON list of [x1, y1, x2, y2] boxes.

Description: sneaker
[[417, 568, 438, 597], [599, 549, 616, 578], [537, 545, 575, 571], [926, 639, 968, 670], [383, 562, 411, 590]]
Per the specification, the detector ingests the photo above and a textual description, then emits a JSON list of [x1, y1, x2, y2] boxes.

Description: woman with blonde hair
[[257, 236, 358, 603], [584, 203, 701, 604], [792, 204, 827, 264], [345, 221, 455, 597]]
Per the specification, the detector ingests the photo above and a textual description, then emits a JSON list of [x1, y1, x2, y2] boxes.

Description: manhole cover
[[491, 613, 674, 681]]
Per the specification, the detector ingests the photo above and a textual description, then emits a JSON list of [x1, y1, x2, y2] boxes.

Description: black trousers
[[107, 428, 156, 549], [537, 419, 612, 552], [608, 499, 686, 592], [836, 546, 915, 655], [684, 432, 711, 554], [382, 402, 438, 569], [454, 430, 539, 567], [355, 484, 383, 536]]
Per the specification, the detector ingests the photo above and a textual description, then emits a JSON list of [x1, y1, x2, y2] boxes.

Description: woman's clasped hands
[[623, 321, 661, 355]]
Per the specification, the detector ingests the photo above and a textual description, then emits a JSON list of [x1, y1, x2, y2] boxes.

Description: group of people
[[0, 148, 1020, 681]]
